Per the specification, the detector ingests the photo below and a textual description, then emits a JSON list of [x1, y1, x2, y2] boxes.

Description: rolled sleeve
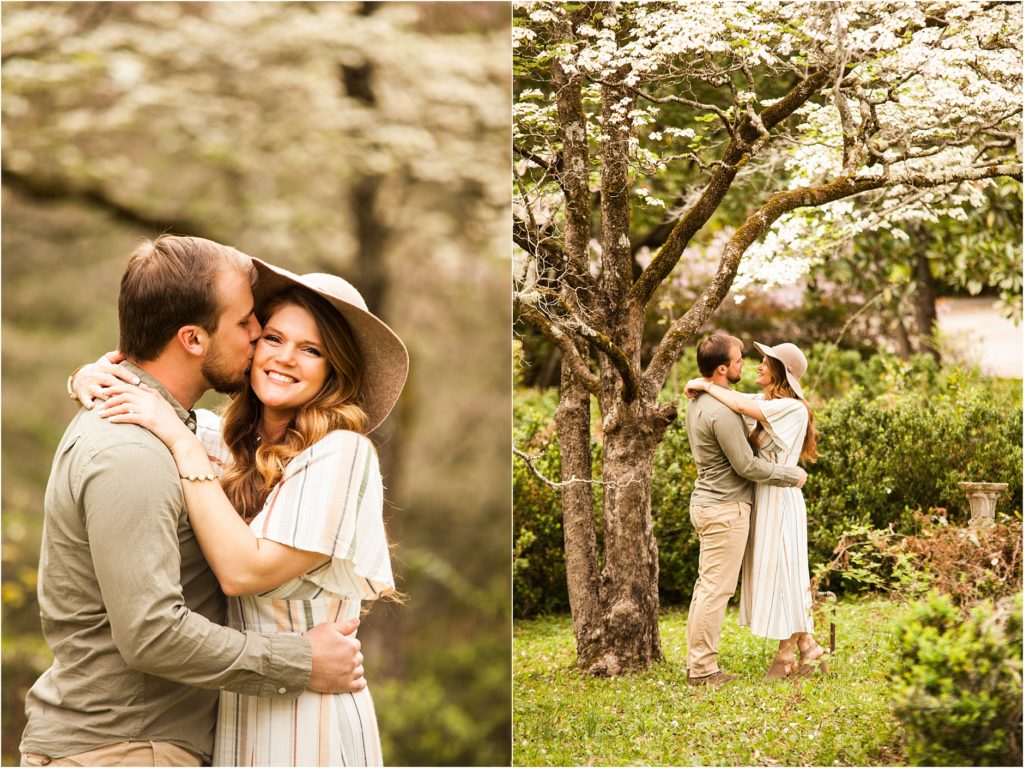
[[82, 436, 311, 696]]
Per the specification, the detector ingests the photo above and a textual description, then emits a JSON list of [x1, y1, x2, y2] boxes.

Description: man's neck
[[706, 373, 732, 389], [127, 357, 206, 410]]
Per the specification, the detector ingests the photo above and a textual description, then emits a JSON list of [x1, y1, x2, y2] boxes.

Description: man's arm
[[712, 412, 805, 488], [82, 437, 361, 696]]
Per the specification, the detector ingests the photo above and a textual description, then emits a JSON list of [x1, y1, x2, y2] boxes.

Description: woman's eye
[[303, 347, 322, 357], [263, 334, 281, 344]]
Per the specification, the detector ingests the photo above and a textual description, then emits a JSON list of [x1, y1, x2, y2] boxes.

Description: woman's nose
[[275, 345, 297, 364]]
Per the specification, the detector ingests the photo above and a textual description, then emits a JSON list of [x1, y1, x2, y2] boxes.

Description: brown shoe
[[764, 655, 799, 680], [687, 670, 734, 686]]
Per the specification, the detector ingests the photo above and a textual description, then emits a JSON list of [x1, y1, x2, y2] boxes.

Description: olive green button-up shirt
[[20, 364, 311, 762], [686, 391, 802, 507]]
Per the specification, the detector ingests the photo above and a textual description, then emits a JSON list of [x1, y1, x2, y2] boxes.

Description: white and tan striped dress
[[197, 412, 393, 766], [738, 396, 814, 640]]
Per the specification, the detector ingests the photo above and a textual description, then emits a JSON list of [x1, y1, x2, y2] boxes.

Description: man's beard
[[202, 346, 248, 395], [726, 369, 742, 384]]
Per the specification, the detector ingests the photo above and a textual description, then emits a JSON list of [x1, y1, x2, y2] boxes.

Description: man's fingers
[[337, 617, 360, 636]]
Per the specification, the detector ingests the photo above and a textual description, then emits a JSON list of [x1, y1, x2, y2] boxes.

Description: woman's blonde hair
[[750, 356, 819, 462], [220, 286, 368, 520]]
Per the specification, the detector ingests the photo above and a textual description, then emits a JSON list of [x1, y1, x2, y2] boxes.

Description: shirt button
[[278, 687, 287, 694]]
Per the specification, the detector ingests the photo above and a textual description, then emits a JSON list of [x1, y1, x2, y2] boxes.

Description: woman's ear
[[176, 325, 208, 358]]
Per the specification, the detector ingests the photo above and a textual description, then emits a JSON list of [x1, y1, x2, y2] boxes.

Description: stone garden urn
[[958, 482, 1009, 525]]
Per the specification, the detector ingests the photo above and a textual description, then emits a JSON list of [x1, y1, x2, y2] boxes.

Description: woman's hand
[[71, 351, 138, 409], [98, 383, 197, 454], [683, 378, 709, 399]]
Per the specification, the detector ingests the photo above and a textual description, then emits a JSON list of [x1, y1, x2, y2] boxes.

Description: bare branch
[[514, 447, 640, 489], [517, 301, 601, 395]]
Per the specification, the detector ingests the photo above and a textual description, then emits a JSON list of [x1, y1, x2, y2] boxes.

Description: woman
[[684, 341, 828, 680], [73, 261, 408, 765]]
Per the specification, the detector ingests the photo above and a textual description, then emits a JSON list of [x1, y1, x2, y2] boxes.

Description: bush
[[806, 369, 1023, 570], [815, 517, 1022, 605], [514, 361, 1022, 617], [513, 389, 570, 617], [891, 591, 1022, 766]]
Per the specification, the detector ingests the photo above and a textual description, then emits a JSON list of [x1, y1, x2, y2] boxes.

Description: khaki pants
[[686, 501, 751, 677], [22, 742, 203, 767]]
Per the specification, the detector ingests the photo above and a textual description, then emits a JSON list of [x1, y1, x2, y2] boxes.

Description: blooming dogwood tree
[[514, 0, 1021, 674]]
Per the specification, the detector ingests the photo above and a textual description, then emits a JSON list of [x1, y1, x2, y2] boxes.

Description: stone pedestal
[[958, 482, 1008, 525]]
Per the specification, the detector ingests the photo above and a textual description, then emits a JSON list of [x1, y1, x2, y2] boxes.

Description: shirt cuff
[[772, 465, 801, 486], [256, 634, 312, 698]]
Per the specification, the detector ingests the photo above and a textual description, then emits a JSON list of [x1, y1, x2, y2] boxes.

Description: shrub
[[815, 517, 1022, 605], [513, 389, 570, 617], [891, 591, 1022, 766], [806, 370, 1023, 569], [513, 364, 1023, 617]]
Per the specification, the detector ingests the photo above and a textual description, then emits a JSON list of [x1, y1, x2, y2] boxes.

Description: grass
[[514, 598, 908, 767]]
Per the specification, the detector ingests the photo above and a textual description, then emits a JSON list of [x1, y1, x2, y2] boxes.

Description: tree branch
[[643, 161, 1023, 390], [517, 301, 601, 395], [2, 167, 214, 239], [627, 66, 836, 310]]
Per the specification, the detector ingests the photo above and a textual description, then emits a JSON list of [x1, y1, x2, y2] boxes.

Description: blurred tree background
[[1, 2, 510, 765]]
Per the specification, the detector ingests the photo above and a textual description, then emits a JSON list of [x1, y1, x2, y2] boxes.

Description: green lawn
[[514, 599, 908, 767]]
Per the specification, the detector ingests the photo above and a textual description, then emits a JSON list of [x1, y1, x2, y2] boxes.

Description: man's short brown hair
[[696, 333, 743, 377], [118, 235, 253, 361]]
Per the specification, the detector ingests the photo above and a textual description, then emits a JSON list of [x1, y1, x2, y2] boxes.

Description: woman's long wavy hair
[[750, 356, 819, 462], [220, 287, 368, 521]]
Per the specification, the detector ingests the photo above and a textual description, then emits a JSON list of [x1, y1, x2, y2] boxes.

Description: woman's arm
[[69, 351, 139, 408], [100, 384, 327, 596], [683, 378, 767, 423]]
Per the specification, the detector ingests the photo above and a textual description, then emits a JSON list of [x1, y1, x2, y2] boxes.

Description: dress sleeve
[[739, 392, 762, 433], [253, 431, 394, 600], [754, 397, 808, 454], [194, 408, 231, 476]]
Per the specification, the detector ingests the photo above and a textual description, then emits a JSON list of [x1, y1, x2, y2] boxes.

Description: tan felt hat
[[252, 258, 409, 433], [752, 341, 807, 400]]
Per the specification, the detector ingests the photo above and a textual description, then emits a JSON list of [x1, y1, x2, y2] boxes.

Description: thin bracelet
[[66, 365, 86, 401], [180, 473, 218, 482]]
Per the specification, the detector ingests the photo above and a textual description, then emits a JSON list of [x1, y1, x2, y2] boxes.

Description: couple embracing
[[20, 235, 408, 766], [684, 333, 828, 686]]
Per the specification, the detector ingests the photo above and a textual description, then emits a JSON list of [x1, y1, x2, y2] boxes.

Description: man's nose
[[248, 317, 262, 342]]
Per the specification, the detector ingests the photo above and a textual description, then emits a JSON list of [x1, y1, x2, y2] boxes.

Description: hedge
[[513, 364, 1022, 617]]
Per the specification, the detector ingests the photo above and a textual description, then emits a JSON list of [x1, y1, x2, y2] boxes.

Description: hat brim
[[251, 258, 409, 433], [752, 341, 805, 400]]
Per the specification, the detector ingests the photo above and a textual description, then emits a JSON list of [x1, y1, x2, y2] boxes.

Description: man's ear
[[175, 325, 209, 358]]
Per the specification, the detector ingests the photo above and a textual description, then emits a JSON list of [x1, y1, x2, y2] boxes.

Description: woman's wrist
[[67, 365, 86, 401], [170, 436, 208, 468]]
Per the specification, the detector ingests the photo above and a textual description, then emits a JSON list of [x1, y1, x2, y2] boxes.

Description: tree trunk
[[586, 401, 663, 675], [912, 251, 941, 362], [555, 357, 604, 666]]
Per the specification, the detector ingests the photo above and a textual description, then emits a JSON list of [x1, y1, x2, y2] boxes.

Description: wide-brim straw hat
[[752, 341, 807, 400], [251, 258, 409, 433]]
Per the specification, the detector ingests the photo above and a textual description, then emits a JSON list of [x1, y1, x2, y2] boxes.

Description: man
[[21, 236, 365, 766], [684, 333, 806, 686]]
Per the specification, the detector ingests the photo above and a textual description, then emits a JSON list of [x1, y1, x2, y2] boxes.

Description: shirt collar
[[120, 361, 198, 434]]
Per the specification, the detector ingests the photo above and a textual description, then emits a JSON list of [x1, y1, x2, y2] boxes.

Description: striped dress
[[737, 396, 814, 640], [196, 412, 393, 766]]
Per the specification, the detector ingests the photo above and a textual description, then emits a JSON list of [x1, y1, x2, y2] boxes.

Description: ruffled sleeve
[[251, 430, 394, 600], [754, 397, 808, 454], [194, 409, 231, 476]]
